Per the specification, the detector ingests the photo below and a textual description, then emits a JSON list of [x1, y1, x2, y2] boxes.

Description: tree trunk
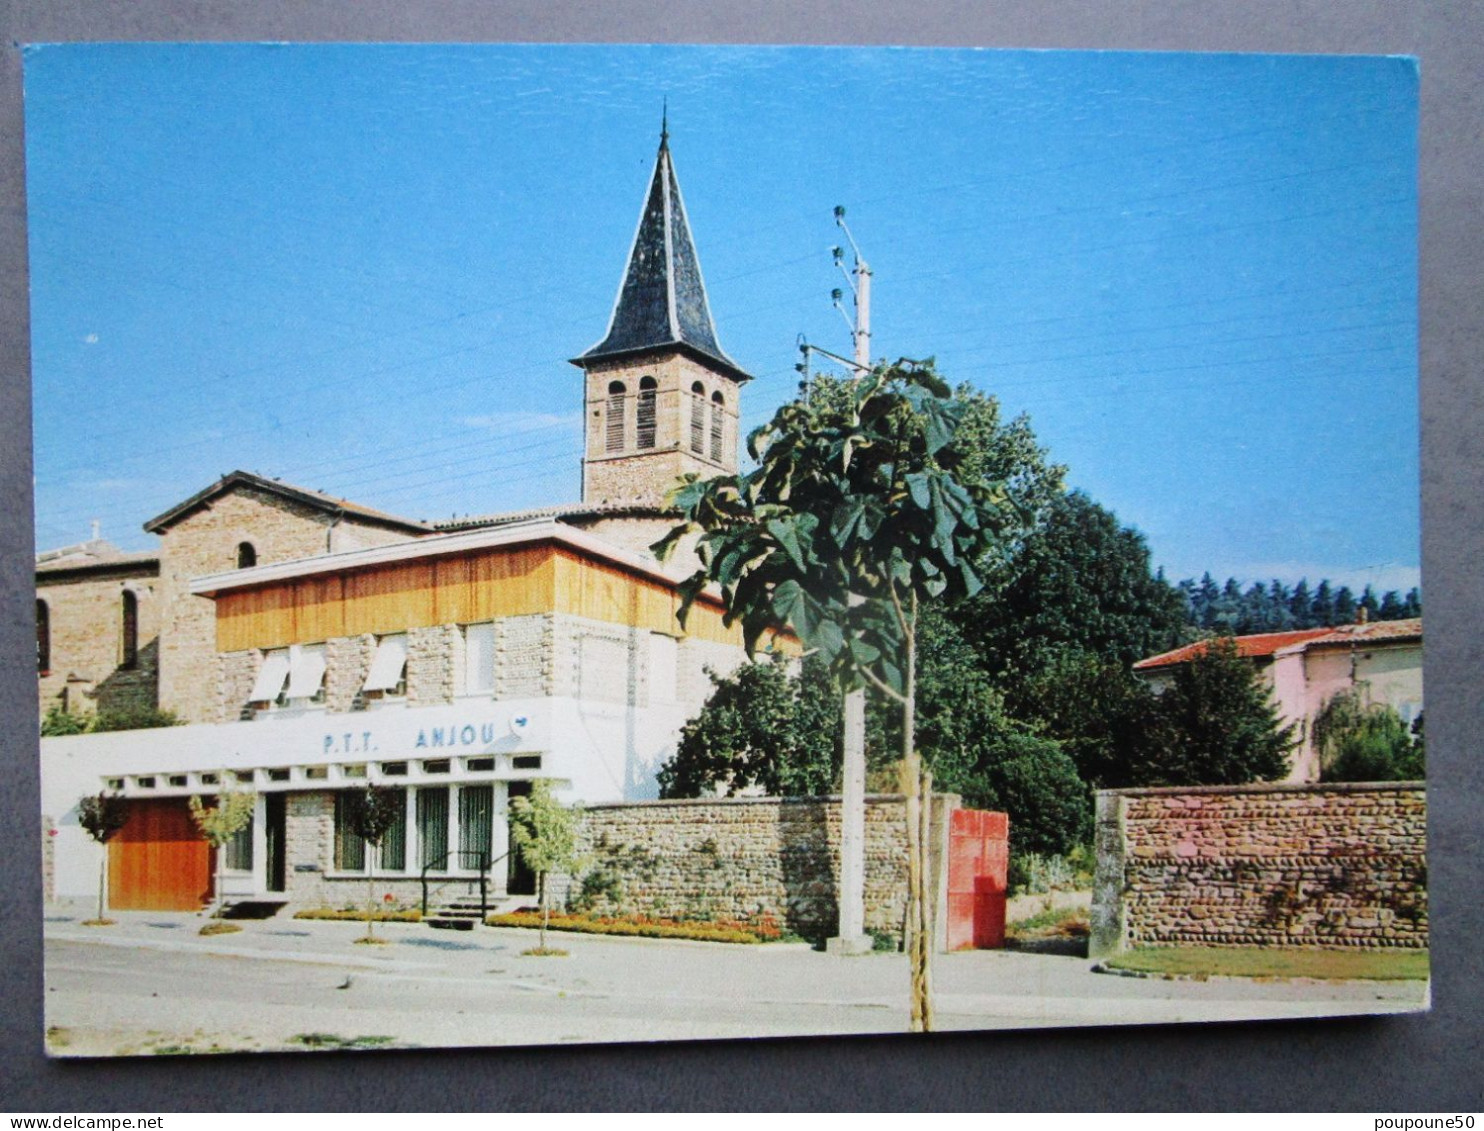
[[539, 871, 549, 950], [900, 591, 933, 1032], [365, 843, 376, 941]]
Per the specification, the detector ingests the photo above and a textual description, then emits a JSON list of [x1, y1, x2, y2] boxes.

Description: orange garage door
[[109, 798, 213, 911]]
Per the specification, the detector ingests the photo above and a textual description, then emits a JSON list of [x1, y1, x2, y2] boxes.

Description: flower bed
[[293, 907, 422, 923], [485, 910, 784, 944]]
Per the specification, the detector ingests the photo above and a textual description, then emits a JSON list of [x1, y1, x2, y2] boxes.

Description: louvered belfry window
[[606, 381, 627, 453], [690, 382, 706, 453], [710, 391, 724, 462], [636, 376, 657, 449]]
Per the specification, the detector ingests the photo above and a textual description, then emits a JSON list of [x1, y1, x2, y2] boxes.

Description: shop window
[[236, 542, 257, 569], [198, 772, 219, 786], [121, 590, 138, 670], [690, 381, 706, 452], [417, 787, 450, 872], [341, 763, 367, 779], [512, 755, 542, 771], [167, 774, 188, 788], [134, 776, 156, 789], [381, 761, 409, 777], [225, 818, 253, 871], [36, 599, 49, 674], [465, 756, 495, 772], [105, 778, 124, 790], [234, 770, 254, 784], [334, 793, 365, 871], [710, 390, 724, 461], [636, 376, 657, 449], [459, 785, 494, 864], [363, 633, 408, 699], [606, 380, 627, 452], [380, 790, 408, 871], [304, 766, 329, 781], [464, 622, 495, 696], [265, 768, 290, 783]]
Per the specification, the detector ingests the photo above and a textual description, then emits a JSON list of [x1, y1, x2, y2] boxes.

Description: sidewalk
[[41, 906, 1430, 1057]]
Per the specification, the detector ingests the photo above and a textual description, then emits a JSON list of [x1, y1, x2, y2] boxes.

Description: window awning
[[363, 634, 408, 692], [284, 645, 327, 700], [248, 650, 291, 703]]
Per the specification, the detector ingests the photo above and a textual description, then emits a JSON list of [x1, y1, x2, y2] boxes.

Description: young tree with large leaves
[[655, 359, 1033, 1032]]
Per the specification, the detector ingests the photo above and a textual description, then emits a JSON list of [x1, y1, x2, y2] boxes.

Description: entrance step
[[424, 893, 537, 930]]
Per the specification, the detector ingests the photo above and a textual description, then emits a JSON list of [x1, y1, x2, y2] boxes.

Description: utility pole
[[825, 206, 874, 957]]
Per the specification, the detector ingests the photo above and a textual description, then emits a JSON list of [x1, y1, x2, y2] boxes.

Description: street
[[41, 908, 1429, 1057]]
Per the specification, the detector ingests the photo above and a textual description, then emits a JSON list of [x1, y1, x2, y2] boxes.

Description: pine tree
[[1313, 580, 1336, 626], [1288, 579, 1313, 628], [1268, 580, 1295, 630], [1334, 586, 1357, 624], [1359, 585, 1380, 619]]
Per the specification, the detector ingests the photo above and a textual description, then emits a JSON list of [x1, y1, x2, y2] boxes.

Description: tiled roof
[[434, 500, 670, 533], [1299, 617, 1423, 648], [142, 470, 433, 536], [1135, 619, 1424, 671], [36, 538, 159, 575], [1134, 629, 1333, 670]]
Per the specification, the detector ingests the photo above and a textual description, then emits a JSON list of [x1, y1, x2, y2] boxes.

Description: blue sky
[[24, 44, 1418, 592]]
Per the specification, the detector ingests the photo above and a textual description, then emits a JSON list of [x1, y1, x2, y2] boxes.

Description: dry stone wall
[[1090, 782, 1426, 954], [574, 794, 955, 943]]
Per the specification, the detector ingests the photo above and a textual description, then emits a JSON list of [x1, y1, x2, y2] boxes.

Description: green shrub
[[41, 704, 183, 735], [1316, 691, 1424, 782]]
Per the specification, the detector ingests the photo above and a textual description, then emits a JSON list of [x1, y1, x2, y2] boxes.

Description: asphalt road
[[40, 909, 1429, 1057]]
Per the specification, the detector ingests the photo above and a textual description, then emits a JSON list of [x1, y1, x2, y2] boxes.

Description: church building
[[39, 128, 779, 914]]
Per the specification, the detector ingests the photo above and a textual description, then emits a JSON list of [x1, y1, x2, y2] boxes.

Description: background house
[[1134, 618, 1423, 782]]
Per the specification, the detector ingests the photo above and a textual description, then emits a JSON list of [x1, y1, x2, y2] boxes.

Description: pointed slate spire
[[576, 124, 750, 382]]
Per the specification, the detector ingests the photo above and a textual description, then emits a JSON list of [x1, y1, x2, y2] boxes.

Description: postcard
[[27, 43, 1424, 1056]]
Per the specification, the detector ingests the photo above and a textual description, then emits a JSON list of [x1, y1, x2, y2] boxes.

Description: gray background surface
[[1, 1, 1478, 1112]]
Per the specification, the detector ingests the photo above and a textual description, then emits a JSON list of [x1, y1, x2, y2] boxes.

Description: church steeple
[[572, 124, 751, 507], [576, 123, 749, 384]]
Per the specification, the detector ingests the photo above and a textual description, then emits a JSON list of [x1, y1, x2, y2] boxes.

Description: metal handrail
[[419, 848, 509, 919]]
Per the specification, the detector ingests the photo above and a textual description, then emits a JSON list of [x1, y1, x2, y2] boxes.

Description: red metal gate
[[946, 808, 1009, 949]]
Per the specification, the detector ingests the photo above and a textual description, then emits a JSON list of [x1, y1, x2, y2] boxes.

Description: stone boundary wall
[[1090, 781, 1426, 955], [573, 794, 957, 946]]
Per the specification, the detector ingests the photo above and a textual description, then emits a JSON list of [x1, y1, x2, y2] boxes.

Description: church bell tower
[[572, 121, 751, 506]]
